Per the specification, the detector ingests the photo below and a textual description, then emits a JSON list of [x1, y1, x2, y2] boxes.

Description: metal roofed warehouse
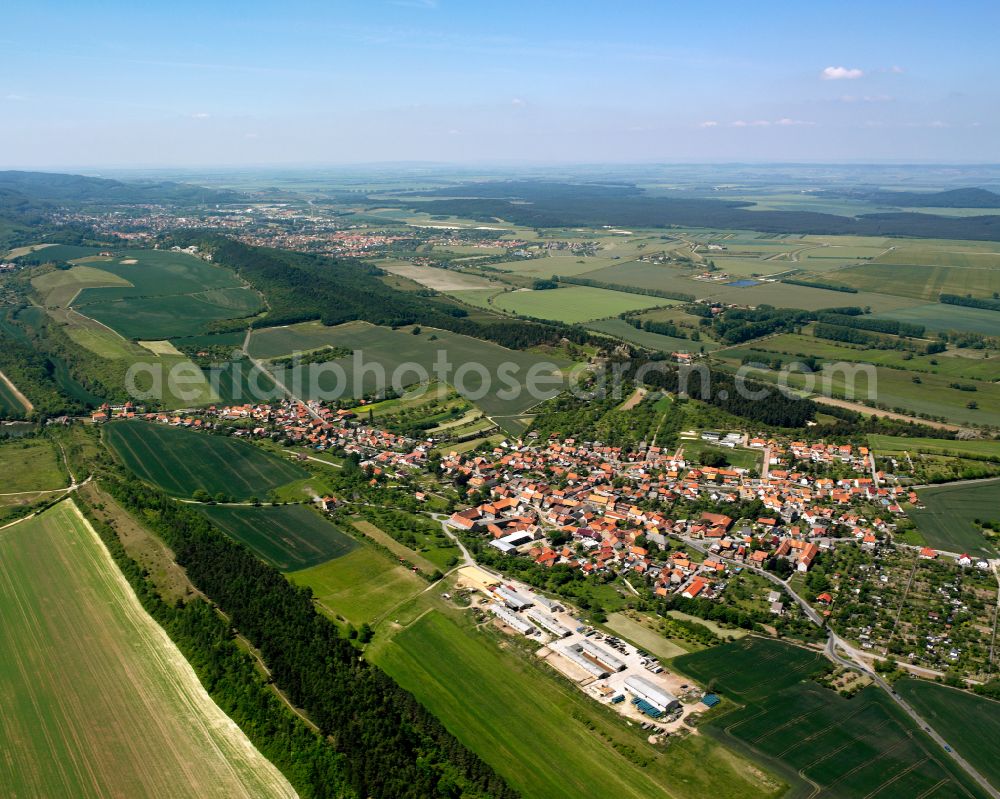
[[624, 676, 681, 713], [576, 639, 626, 673]]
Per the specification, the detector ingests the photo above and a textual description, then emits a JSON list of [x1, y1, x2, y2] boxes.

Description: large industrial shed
[[488, 603, 536, 635], [624, 676, 681, 713], [577, 639, 626, 673], [525, 608, 571, 638]]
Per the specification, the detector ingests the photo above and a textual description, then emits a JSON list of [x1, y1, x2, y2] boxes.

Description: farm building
[[495, 585, 534, 611], [560, 644, 611, 679], [525, 608, 571, 638], [624, 676, 681, 713], [487, 603, 536, 635], [575, 639, 626, 673]]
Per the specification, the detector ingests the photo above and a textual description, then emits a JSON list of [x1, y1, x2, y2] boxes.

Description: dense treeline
[[712, 307, 812, 344], [816, 313, 925, 337], [780, 278, 857, 293], [0, 330, 83, 417], [813, 322, 890, 347], [940, 293, 1000, 312], [631, 360, 817, 427], [194, 237, 595, 352], [625, 317, 687, 339], [75, 497, 353, 798], [100, 477, 518, 799], [555, 275, 695, 303], [380, 182, 1000, 242]]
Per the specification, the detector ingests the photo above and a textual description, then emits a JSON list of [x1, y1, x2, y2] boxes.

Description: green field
[[288, 545, 427, 625], [82, 290, 261, 339], [32, 264, 133, 307], [588, 317, 719, 352], [673, 638, 986, 799], [488, 285, 668, 323], [0, 437, 68, 522], [199, 504, 358, 570], [0, 437, 66, 492], [835, 262, 1000, 301], [374, 610, 782, 799], [894, 680, 1000, 790], [104, 420, 306, 500], [43, 249, 264, 339], [579, 261, 921, 312], [909, 479, 1000, 557], [248, 320, 570, 423], [719, 333, 1000, 381], [874, 302, 1000, 335], [730, 360, 1000, 428], [0, 501, 295, 798], [868, 434, 1000, 460]]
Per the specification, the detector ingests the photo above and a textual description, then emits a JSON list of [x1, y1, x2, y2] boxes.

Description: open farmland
[[200, 504, 357, 570], [0, 437, 66, 492], [909, 479, 1000, 557], [248, 320, 569, 424], [719, 333, 1000, 380], [894, 680, 1000, 790], [874, 302, 1000, 335], [288, 545, 427, 625], [589, 317, 719, 352], [81, 289, 262, 340], [374, 609, 782, 799], [56, 249, 263, 339], [868, 434, 1000, 461], [0, 501, 295, 799], [376, 259, 500, 291], [579, 260, 921, 312], [730, 360, 1000, 428], [32, 264, 132, 307], [834, 262, 1000, 301], [673, 638, 985, 799], [489, 285, 668, 323], [0, 437, 68, 522], [104, 420, 306, 500]]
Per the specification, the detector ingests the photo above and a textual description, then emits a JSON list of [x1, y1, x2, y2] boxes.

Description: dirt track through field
[[0, 369, 33, 412]]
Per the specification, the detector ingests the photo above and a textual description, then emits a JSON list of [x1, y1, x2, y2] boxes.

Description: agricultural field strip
[[0, 501, 295, 798]]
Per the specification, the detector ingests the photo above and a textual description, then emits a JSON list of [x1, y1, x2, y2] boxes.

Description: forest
[[381, 181, 1000, 241]]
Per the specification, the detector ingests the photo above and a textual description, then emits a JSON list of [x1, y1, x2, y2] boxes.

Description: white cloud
[[775, 118, 815, 126], [4, 93, 24, 101], [890, 65, 904, 74], [191, 112, 211, 119], [839, 94, 892, 103], [821, 66, 864, 80], [244, 132, 259, 139], [699, 120, 718, 128], [730, 120, 772, 127], [511, 97, 525, 106]]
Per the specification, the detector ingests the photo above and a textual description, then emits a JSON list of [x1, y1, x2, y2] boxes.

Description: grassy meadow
[[288, 545, 427, 625]]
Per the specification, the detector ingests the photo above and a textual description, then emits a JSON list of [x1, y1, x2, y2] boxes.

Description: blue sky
[[2, 0, 998, 167]]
